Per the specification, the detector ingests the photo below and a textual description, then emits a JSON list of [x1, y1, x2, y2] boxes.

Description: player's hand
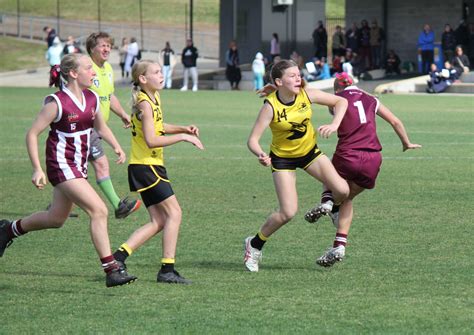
[[258, 152, 272, 167], [403, 143, 422, 152], [318, 124, 338, 139], [183, 134, 204, 150], [121, 113, 131, 129], [257, 84, 277, 97], [114, 147, 126, 164], [32, 169, 47, 190], [186, 125, 200, 137]]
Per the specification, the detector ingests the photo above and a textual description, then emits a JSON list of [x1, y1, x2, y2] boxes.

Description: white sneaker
[[243, 236, 262, 272], [304, 201, 333, 223], [192, 85, 198, 92], [316, 245, 345, 267], [180, 86, 188, 91]]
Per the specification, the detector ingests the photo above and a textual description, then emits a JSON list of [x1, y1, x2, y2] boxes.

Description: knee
[[334, 182, 350, 202], [88, 203, 109, 221], [279, 206, 297, 223], [47, 216, 67, 228]]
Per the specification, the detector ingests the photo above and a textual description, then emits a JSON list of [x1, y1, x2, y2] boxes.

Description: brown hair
[[86, 32, 112, 55], [270, 59, 298, 83]]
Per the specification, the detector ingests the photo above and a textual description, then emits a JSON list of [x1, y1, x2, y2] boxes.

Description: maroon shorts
[[332, 150, 382, 189]]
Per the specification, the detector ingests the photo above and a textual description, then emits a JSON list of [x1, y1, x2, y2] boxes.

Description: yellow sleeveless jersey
[[129, 91, 165, 166], [266, 89, 316, 158], [90, 61, 114, 122]]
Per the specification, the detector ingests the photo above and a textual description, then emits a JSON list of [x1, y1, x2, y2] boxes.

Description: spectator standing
[[469, 23, 474, 69], [160, 41, 176, 89], [270, 33, 281, 61], [312, 21, 328, 59], [358, 20, 371, 71], [418, 24, 435, 74], [119, 37, 129, 79], [180, 39, 199, 91], [63, 35, 82, 55], [441, 24, 457, 63], [332, 26, 346, 60], [454, 20, 469, 53], [125, 37, 139, 76], [252, 52, 265, 90], [43, 26, 57, 48], [225, 40, 242, 90], [46, 36, 63, 68], [345, 22, 360, 54], [370, 20, 384, 69]]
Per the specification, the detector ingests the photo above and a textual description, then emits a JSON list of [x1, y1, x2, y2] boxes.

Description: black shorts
[[128, 164, 174, 208], [270, 145, 323, 172]]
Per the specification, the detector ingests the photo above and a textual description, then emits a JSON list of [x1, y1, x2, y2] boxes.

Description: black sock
[[161, 263, 174, 274], [251, 233, 266, 250], [332, 204, 340, 214], [113, 249, 129, 263]]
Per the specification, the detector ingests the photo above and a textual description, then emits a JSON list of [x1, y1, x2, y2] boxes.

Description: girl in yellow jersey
[[113, 60, 204, 284], [244, 59, 350, 272]]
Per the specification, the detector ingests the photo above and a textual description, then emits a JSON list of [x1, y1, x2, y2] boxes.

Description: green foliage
[[326, 0, 345, 18], [0, 89, 473, 333]]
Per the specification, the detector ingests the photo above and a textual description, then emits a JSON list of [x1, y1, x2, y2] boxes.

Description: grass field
[[0, 88, 473, 333], [0, 37, 46, 71], [0, 0, 220, 26]]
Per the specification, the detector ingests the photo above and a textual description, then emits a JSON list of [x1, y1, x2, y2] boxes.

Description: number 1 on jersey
[[353, 101, 367, 124]]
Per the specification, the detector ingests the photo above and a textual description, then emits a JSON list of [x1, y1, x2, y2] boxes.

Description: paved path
[[0, 49, 220, 88]]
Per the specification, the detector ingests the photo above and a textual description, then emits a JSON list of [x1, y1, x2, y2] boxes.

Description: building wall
[[220, 0, 325, 65], [346, 0, 468, 66]]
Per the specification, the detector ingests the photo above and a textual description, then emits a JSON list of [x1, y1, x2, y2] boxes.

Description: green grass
[[326, 0, 345, 17], [0, 89, 473, 333], [0, 36, 47, 71], [0, 0, 219, 27]]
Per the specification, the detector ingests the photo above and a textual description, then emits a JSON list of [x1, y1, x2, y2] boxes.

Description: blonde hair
[[130, 59, 159, 115], [57, 53, 86, 87]]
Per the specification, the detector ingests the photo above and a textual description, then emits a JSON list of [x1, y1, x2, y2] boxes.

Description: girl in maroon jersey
[[305, 72, 422, 267], [0, 54, 137, 287]]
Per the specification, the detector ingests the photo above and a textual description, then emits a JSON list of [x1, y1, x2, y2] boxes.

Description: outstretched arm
[[247, 103, 273, 167], [140, 102, 204, 150], [26, 101, 58, 189], [377, 103, 422, 151], [305, 88, 348, 138]]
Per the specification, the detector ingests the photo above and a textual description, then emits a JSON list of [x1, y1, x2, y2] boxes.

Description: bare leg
[[260, 171, 298, 237], [305, 155, 349, 204]]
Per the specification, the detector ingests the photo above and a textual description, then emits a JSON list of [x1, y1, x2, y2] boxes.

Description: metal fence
[[0, 13, 219, 58]]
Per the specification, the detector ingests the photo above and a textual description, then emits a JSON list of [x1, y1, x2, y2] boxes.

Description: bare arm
[[164, 123, 200, 137], [140, 102, 204, 150], [247, 103, 273, 167], [25, 102, 57, 189], [93, 110, 127, 164], [110, 93, 131, 128], [377, 103, 422, 151], [305, 88, 348, 138]]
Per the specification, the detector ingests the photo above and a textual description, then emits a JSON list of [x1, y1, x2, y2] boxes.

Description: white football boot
[[304, 201, 333, 223], [316, 245, 345, 267]]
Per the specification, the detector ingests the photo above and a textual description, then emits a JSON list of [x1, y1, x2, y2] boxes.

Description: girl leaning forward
[[112, 60, 204, 284]]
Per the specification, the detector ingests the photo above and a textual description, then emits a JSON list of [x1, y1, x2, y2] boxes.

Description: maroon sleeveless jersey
[[335, 86, 382, 152], [45, 88, 99, 186]]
